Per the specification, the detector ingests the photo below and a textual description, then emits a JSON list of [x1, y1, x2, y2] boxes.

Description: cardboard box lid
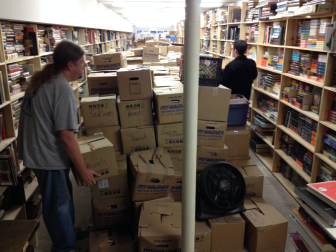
[[81, 94, 117, 103], [130, 148, 174, 176], [127, 57, 143, 61], [230, 160, 263, 177], [208, 214, 245, 225], [153, 87, 183, 96], [226, 125, 250, 135], [117, 67, 151, 74], [77, 135, 113, 154], [139, 202, 182, 229], [195, 221, 211, 234], [243, 198, 288, 227]]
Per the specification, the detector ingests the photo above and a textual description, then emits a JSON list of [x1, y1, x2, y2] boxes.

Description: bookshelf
[[0, 20, 131, 225], [189, 2, 336, 198]]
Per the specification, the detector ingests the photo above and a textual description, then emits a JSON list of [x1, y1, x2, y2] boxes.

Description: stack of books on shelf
[[12, 98, 22, 130], [26, 187, 42, 220], [207, 10, 213, 29], [302, 0, 334, 6], [296, 20, 311, 47], [291, 140, 312, 174], [73, 30, 79, 44], [292, 182, 336, 252], [8, 61, 33, 96], [0, 72, 5, 105], [263, 22, 285, 45], [221, 26, 227, 40], [245, 0, 259, 21], [215, 8, 226, 25], [291, 169, 307, 187], [250, 114, 276, 138], [288, 50, 301, 75], [322, 130, 336, 162], [59, 27, 68, 40], [46, 27, 61, 51], [300, 52, 313, 78], [328, 97, 336, 124], [256, 0, 277, 20], [220, 41, 226, 55], [308, 19, 320, 49], [280, 158, 291, 178], [277, 48, 284, 71], [249, 137, 272, 153], [261, 47, 281, 69], [284, 108, 318, 146], [213, 27, 218, 40], [41, 55, 53, 68], [246, 24, 259, 42], [277, 0, 303, 17], [317, 161, 336, 182], [85, 29, 91, 44], [257, 71, 281, 96], [0, 143, 18, 186], [281, 132, 296, 155], [37, 26, 47, 53], [201, 13, 206, 28], [246, 46, 257, 62], [2, 22, 26, 60], [257, 97, 278, 122], [310, 53, 327, 83], [229, 43, 234, 57], [228, 27, 240, 41]]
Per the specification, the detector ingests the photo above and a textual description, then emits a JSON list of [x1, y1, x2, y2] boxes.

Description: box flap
[[131, 148, 174, 172], [153, 87, 183, 95], [244, 198, 257, 210], [224, 214, 245, 224], [195, 221, 211, 234], [243, 166, 263, 177], [243, 208, 273, 228], [139, 202, 181, 228]]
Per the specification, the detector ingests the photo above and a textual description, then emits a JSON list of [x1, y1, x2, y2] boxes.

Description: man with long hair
[[18, 41, 99, 252]]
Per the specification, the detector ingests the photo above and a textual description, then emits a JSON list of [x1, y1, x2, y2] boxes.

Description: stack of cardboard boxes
[[77, 51, 288, 252]]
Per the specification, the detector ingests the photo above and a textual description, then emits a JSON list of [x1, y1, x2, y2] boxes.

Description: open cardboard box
[[139, 202, 182, 251], [241, 198, 288, 252], [130, 148, 175, 201], [72, 135, 118, 186], [230, 159, 264, 198], [86, 126, 122, 152]]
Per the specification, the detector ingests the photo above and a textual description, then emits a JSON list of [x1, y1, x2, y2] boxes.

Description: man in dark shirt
[[221, 40, 258, 100]]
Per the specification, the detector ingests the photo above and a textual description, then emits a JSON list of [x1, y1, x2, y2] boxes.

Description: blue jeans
[[33, 168, 76, 252]]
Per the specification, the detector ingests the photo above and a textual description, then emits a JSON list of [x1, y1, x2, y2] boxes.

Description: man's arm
[[60, 130, 100, 186]]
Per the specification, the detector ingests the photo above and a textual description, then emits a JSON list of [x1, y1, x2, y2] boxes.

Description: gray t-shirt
[[18, 74, 79, 170]]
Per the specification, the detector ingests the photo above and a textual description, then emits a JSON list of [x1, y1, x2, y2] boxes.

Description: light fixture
[[200, 2, 222, 7]]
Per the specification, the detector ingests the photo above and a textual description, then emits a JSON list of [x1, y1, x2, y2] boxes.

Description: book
[[289, 233, 310, 252], [307, 181, 336, 209]]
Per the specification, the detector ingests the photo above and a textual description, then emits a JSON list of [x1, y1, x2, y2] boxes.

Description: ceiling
[[97, 0, 238, 27]]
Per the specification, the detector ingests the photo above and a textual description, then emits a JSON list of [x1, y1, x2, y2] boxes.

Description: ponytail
[[29, 40, 84, 94]]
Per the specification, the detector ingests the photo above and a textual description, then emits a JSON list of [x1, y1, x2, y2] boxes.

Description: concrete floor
[[35, 150, 300, 252]]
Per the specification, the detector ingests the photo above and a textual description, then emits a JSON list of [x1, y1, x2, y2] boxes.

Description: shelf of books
[[198, 0, 336, 199], [0, 21, 130, 225]]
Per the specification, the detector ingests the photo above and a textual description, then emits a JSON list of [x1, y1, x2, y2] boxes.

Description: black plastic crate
[[180, 55, 223, 87]]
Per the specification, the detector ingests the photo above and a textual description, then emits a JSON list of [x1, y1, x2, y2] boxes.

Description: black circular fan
[[196, 162, 246, 221]]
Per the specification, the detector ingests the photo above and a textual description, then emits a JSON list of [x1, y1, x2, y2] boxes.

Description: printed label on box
[[98, 178, 109, 189]]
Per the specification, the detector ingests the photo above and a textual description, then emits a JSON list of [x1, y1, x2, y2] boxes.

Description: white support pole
[[182, 0, 200, 251]]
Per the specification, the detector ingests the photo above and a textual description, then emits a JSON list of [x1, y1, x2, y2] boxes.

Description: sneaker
[[70, 248, 88, 252], [74, 227, 89, 240]]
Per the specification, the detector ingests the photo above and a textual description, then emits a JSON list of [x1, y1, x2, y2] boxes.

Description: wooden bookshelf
[[193, 2, 336, 198]]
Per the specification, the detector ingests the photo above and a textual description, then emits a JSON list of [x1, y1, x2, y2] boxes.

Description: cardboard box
[[225, 126, 250, 159], [164, 146, 183, 171], [72, 135, 118, 185], [171, 171, 182, 202], [134, 48, 143, 57], [197, 121, 227, 148], [153, 87, 183, 124], [127, 57, 143, 65], [91, 157, 129, 200], [197, 145, 228, 172], [143, 47, 160, 62], [133, 195, 174, 229], [87, 72, 118, 95], [195, 221, 212, 252], [139, 202, 182, 252], [117, 68, 152, 101], [241, 198, 288, 252], [145, 40, 158, 47], [130, 148, 175, 201], [168, 46, 184, 54], [117, 97, 153, 129], [156, 122, 183, 148], [81, 94, 119, 129], [89, 228, 135, 252], [155, 45, 168, 56], [207, 215, 245, 252], [120, 126, 156, 155], [198, 85, 231, 122], [92, 196, 132, 227], [93, 53, 127, 71], [86, 126, 122, 152], [230, 160, 264, 198]]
